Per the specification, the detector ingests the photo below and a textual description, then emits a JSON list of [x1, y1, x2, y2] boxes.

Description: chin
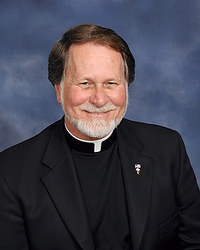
[[75, 117, 122, 139]]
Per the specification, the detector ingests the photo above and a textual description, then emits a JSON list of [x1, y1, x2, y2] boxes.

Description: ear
[[55, 84, 62, 104]]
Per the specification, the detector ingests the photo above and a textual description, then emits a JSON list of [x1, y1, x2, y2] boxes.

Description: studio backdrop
[[0, 0, 200, 185]]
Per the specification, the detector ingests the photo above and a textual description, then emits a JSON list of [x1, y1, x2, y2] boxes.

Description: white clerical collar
[[64, 124, 114, 153]]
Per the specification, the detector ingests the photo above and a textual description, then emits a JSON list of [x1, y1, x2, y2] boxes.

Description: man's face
[[55, 42, 128, 140]]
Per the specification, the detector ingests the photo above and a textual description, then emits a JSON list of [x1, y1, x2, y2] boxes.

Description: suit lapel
[[40, 118, 154, 250], [117, 121, 154, 250], [41, 120, 94, 250]]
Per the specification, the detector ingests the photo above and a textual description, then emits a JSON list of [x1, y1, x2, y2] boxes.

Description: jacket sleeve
[[0, 171, 29, 250], [174, 131, 200, 249]]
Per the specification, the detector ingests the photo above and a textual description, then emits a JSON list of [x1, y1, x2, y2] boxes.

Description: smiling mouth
[[84, 111, 110, 115], [80, 103, 116, 114]]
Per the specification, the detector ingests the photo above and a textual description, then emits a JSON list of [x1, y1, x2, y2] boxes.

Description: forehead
[[65, 43, 125, 82], [68, 42, 123, 63]]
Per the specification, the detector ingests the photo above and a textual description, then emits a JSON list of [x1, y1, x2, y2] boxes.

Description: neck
[[65, 124, 113, 152]]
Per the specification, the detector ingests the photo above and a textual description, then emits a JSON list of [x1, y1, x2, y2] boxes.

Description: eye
[[105, 81, 118, 88], [79, 82, 89, 88]]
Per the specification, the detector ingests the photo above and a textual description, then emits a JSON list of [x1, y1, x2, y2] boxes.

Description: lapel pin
[[135, 164, 141, 175]]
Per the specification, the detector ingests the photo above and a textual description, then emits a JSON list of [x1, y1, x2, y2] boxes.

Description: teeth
[[83, 110, 110, 114], [91, 112, 105, 115]]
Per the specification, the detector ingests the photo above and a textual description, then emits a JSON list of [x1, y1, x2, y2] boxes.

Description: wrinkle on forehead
[[64, 42, 125, 83]]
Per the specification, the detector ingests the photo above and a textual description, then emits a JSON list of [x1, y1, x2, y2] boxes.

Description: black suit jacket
[[0, 118, 200, 250]]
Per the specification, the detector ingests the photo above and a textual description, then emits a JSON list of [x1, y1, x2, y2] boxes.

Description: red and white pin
[[135, 164, 141, 175]]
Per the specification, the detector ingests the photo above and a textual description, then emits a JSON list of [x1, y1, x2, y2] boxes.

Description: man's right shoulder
[[0, 118, 63, 165]]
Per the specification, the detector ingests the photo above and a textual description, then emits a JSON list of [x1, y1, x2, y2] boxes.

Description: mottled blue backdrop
[[0, 0, 200, 185]]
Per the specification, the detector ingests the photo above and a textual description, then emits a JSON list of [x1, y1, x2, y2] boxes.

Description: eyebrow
[[75, 76, 123, 82]]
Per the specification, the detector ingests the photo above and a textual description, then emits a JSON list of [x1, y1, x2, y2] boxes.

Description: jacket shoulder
[[118, 118, 184, 153], [0, 119, 63, 168], [120, 118, 177, 138]]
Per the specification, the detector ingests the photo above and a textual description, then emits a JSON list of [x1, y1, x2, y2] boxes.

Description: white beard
[[60, 84, 128, 139], [65, 111, 121, 138]]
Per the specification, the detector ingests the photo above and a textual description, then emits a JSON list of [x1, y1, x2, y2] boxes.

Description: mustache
[[80, 103, 116, 113]]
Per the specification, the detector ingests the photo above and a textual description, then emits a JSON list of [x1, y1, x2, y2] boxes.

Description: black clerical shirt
[[64, 126, 133, 249]]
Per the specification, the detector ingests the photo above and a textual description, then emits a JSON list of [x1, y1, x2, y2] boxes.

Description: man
[[0, 24, 200, 250]]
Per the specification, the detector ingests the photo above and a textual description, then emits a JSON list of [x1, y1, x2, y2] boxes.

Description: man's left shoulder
[[118, 118, 183, 150], [119, 118, 177, 137]]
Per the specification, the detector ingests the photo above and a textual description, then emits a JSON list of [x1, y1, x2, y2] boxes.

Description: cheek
[[110, 87, 127, 107], [63, 87, 89, 108]]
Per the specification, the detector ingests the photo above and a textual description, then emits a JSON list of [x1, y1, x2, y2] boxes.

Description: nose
[[89, 84, 109, 107]]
